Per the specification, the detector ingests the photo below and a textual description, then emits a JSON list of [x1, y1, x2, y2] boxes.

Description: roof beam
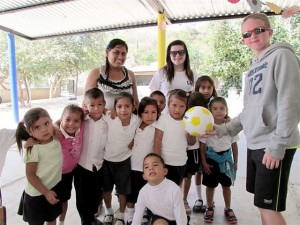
[[143, 0, 172, 24], [0, 0, 73, 14]]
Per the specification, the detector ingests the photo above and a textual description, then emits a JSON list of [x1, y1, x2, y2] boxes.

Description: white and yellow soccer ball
[[183, 106, 214, 137]]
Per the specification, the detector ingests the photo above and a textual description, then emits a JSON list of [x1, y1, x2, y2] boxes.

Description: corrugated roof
[[0, 0, 299, 40]]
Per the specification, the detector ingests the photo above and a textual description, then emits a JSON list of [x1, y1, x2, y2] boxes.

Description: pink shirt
[[59, 123, 85, 174]]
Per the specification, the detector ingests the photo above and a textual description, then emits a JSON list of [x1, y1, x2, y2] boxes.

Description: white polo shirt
[[78, 115, 108, 171], [103, 114, 140, 162], [131, 122, 156, 172]]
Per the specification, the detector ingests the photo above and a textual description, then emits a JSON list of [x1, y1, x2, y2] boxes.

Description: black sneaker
[[92, 218, 103, 225], [192, 199, 206, 213]]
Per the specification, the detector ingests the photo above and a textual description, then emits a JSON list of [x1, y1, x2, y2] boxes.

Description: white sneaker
[[94, 201, 103, 217], [115, 218, 125, 225], [103, 214, 114, 225]]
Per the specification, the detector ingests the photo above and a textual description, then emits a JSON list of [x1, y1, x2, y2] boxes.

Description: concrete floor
[[1, 139, 299, 225]]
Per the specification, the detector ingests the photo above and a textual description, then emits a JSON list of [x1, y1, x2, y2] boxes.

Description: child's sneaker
[[141, 216, 149, 225], [115, 218, 125, 225], [192, 199, 206, 213], [184, 200, 192, 215], [94, 200, 103, 217], [103, 214, 114, 225], [204, 207, 214, 223], [224, 208, 237, 224], [142, 209, 150, 225]]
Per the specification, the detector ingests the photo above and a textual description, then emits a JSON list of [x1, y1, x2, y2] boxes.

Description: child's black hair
[[84, 87, 105, 100], [138, 97, 159, 120], [16, 108, 51, 153], [187, 92, 206, 109], [61, 104, 84, 121], [168, 89, 188, 107], [194, 75, 218, 98], [114, 92, 134, 108], [143, 153, 166, 169], [150, 90, 166, 101], [208, 96, 228, 118]]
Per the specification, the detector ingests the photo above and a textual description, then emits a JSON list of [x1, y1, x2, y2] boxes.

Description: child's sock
[[105, 207, 114, 215], [58, 221, 64, 225], [117, 212, 125, 220], [126, 207, 135, 222], [195, 184, 203, 200]]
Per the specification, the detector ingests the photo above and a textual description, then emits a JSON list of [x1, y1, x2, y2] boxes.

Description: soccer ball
[[183, 106, 214, 137]]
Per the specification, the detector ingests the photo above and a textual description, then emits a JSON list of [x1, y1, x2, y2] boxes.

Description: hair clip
[[208, 96, 215, 107]]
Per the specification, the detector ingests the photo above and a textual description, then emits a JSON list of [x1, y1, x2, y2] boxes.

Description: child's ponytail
[[16, 121, 31, 153]]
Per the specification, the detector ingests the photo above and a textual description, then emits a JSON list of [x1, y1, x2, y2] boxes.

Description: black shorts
[[246, 148, 296, 211], [18, 182, 62, 225], [102, 158, 131, 195], [165, 164, 186, 186], [184, 149, 202, 177], [127, 170, 147, 204], [60, 171, 74, 202], [151, 215, 177, 225], [202, 157, 232, 188]]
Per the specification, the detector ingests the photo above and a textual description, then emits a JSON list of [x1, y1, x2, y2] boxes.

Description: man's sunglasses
[[242, 27, 269, 39], [169, 50, 186, 57]]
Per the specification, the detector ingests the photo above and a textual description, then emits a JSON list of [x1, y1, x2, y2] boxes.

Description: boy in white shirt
[[132, 153, 187, 225], [74, 88, 108, 225]]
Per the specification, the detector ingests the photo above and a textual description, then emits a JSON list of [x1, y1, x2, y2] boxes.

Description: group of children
[[1, 12, 298, 225], [6, 72, 238, 225]]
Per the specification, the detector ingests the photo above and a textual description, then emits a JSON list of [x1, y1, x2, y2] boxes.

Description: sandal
[[204, 207, 214, 223], [103, 214, 114, 225], [193, 199, 206, 213], [224, 208, 237, 224], [184, 200, 192, 215]]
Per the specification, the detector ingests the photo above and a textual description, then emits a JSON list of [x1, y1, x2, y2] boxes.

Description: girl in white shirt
[[200, 97, 238, 224], [102, 92, 140, 225], [126, 97, 159, 225], [154, 89, 195, 186], [149, 40, 197, 114]]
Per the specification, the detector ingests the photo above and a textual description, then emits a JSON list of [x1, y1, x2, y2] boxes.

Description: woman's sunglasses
[[242, 27, 269, 39], [169, 50, 186, 57]]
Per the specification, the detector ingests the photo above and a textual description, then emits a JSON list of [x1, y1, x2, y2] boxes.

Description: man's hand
[[262, 151, 280, 170], [201, 125, 218, 138]]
